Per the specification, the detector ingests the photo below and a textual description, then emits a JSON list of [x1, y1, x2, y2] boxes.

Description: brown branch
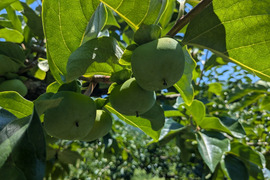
[[79, 75, 111, 84], [166, 0, 213, 37]]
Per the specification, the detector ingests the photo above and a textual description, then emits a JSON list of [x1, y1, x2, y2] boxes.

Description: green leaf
[[184, 100, 205, 124], [0, 109, 46, 179], [260, 95, 270, 111], [208, 82, 222, 96], [0, 92, 33, 118], [100, 0, 150, 30], [83, 3, 108, 43], [183, 0, 270, 81], [229, 142, 265, 180], [105, 104, 160, 141], [228, 80, 270, 103], [196, 131, 230, 172], [0, 28, 24, 43], [222, 154, 249, 180], [0, 55, 21, 76], [0, 107, 17, 131], [230, 92, 265, 112], [42, 0, 99, 76], [158, 0, 175, 28], [219, 116, 246, 138], [21, 2, 43, 39], [199, 117, 233, 136], [58, 149, 82, 165], [229, 142, 265, 168], [66, 37, 123, 82], [0, 0, 18, 10], [5, 5, 22, 32], [105, 7, 120, 28], [0, 42, 25, 63], [158, 118, 184, 145], [119, 44, 137, 66], [204, 55, 227, 71], [174, 47, 196, 106]]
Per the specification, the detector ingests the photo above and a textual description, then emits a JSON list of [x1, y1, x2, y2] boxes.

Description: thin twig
[[166, 0, 213, 37]]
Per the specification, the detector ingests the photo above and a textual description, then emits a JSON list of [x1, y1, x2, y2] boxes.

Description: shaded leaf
[[174, 47, 196, 106], [21, 2, 44, 39], [66, 37, 123, 82], [83, 3, 108, 43], [0, 107, 17, 131], [0, 42, 25, 63], [208, 82, 222, 96], [0, 109, 46, 179], [58, 149, 82, 165], [222, 154, 249, 180], [260, 95, 270, 111], [219, 116, 246, 138], [196, 131, 230, 172], [183, 0, 270, 81], [158, 118, 184, 145]]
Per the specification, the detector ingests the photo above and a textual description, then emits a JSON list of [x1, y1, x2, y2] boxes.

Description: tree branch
[[166, 0, 213, 37]]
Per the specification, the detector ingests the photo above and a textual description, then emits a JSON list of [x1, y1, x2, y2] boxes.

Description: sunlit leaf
[[174, 47, 196, 106], [183, 0, 270, 81]]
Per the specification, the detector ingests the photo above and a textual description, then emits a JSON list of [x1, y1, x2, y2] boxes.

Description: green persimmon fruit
[[81, 110, 112, 142], [44, 91, 96, 140], [140, 103, 165, 131], [131, 37, 185, 91], [0, 79, 28, 96], [109, 78, 156, 116]]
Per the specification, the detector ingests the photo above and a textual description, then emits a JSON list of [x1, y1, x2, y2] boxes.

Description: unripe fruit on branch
[[109, 78, 156, 116], [0, 79, 28, 96], [131, 37, 185, 91], [44, 91, 96, 140], [80, 110, 112, 142]]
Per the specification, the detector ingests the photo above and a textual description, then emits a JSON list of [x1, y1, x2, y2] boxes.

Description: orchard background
[[0, 0, 270, 179]]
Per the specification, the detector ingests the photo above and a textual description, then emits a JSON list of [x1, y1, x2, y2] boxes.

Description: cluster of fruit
[[109, 37, 185, 117], [42, 91, 112, 141]]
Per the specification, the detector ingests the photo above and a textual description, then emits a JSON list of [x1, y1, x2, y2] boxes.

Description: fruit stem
[[166, 0, 213, 37]]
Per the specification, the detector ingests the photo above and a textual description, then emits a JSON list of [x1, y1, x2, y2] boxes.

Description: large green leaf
[[0, 0, 18, 10], [0, 28, 24, 43], [174, 47, 196, 106], [0, 92, 33, 118], [196, 131, 230, 172], [222, 154, 249, 180], [105, 104, 160, 141], [0, 109, 46, 179], [42, 0, 99, 77], [183, 0, 270, 81], [229, 142, 265, 180], [100, 0, 150, 30], [66, 37, 123, 82]]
